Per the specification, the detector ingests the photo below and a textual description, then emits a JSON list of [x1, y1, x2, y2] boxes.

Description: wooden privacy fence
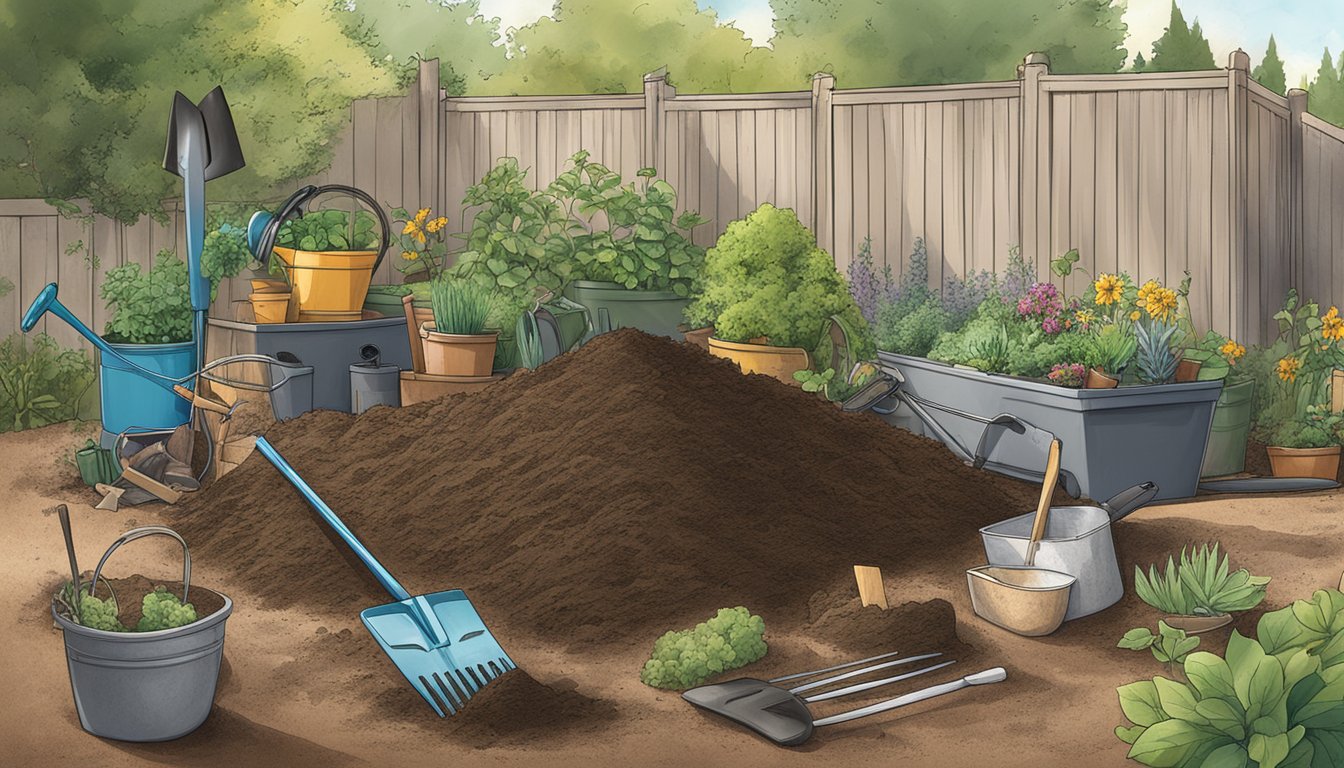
[[3, 53, 1344, 346]]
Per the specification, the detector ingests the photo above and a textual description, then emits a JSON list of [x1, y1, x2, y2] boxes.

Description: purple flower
[[1047, 363, 1086, 388], [1017, 282, 1066, 334]]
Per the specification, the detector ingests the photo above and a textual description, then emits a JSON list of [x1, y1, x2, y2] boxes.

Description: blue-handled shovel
[[254, 437, 516, 716]]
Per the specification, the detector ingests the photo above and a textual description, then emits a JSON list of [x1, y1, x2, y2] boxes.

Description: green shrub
[[876, 298, 946, 358], [640, 607, 767, 690], [549, 152, 707, 296], [685, 204, 872, 357], [201, 223, 252, 286], [0, 333, 95, 432], [449, 157, 577, 329], [100, 249, 192, 344], [1134, 544, 1271, 616]]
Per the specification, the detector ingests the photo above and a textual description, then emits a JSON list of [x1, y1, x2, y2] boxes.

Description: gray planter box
[[875, 352, 1224, 501], [207, 316, 412, 413]]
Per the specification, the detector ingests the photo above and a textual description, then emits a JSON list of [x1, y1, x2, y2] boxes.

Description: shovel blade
[[360, 589, 515, 717]]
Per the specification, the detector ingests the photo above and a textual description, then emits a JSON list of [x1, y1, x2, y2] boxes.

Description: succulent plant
[[1133, 318, 1180, 384]]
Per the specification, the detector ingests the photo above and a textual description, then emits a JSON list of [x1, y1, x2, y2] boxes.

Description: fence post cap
[[643, 66, 669, 83], [1227, 49, 1251, 71], [1023, 52, 1050, 67]]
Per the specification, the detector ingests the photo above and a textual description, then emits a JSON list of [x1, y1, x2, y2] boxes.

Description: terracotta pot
[[1086, 367, 1119, 389], [707, 337, 811, 385], [1266, 445, 1341, 480], [419, 322, 499, 376], [682, 326, 714, 351], [1175, 359, 1203, 383], [248, 292, 291, 324], [1163, 613, 1232, 635]]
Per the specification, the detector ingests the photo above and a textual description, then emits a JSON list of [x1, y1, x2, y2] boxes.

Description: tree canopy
[[1307, 50, 1344, 127], [333, 0, 506, 95], [0, 0, 395, 222], [1252, 35, 1287, 95], [1142, 2, 1216, 73]]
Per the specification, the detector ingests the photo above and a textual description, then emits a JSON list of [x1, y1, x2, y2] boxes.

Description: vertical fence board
[[0, 217, 20, 334]]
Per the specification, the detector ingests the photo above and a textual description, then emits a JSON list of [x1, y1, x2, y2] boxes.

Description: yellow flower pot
[[707, 337, 811, 386], [271, 246, 379, 322], [248, 292, 291, 324]]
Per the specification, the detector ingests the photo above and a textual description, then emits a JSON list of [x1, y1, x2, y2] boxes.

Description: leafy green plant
[[1115, 630, 1343, 768], [1134, 317, 1181, 384], [1119, 621, 1201, 665], [793, 367, 836, 395], [515, 311, 544, 370], [448, 157, 577, 328], [549, 152, 707, 295], [0, 333, 95, 432], [876, 298, 947, 359], [969, 324, 1012, 372], [201, 222, 252, 285], [1134, 544, 1271, 617], [428, 277, 493, 335], [640, 607, 767, 690], [1256, 589, 1344, 669], [1095, 322, 1138, 376], [100, 249, 192, 344], [275, 208, 379, 252]]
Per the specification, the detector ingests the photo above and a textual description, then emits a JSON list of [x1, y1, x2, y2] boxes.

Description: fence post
[[643, 68, 673, 174], [811, 72, 836, 257], [1018, 52, 1050, 276], [417, 58, 442, 217], [1288, 87, 1308, 301], [1226, 49, 1250, 343]]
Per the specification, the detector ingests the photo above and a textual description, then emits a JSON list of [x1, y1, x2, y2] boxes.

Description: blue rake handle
[[254, 436, 412, 602]]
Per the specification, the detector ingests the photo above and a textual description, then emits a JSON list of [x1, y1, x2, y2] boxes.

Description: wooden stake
[[853, 565, 889, 610], [1332, 370, 1344, 414]]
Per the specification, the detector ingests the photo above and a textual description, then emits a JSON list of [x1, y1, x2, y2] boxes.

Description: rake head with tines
[[255, 437, 516, 717]]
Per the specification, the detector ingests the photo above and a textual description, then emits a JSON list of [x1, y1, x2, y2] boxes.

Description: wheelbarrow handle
[[1101, 482, 1159, 522], [254, 436, 412, 603]]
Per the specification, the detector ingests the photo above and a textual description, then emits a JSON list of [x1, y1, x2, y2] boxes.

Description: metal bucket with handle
[[979, 481, 1159, 621]]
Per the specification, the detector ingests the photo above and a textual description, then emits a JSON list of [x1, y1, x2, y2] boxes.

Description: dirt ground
[[3, 421, 1342, 767]]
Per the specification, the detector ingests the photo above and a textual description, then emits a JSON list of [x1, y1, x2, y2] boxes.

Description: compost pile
[[178, 330, 1040, 642]]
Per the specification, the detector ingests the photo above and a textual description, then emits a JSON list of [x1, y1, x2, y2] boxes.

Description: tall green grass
[[429, 278, 493, 335]]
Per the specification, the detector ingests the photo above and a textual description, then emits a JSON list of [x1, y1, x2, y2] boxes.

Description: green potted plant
[[1131, 543, 1270, 634], [1254, 292, 1344, 480], [270, 206, 384, 322], [684, 203, 872, 385], [1183, 332, 1255, 477], [98, 249, 196, 437], [550, 151, 708, 338], [420, 276, 497, 376], [449, 157, 586, 369]]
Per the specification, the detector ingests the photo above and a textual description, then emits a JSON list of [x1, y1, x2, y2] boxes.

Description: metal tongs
[[682, 649, 1006, 746]]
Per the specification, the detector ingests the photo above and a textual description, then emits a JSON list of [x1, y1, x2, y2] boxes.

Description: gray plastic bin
[[874, 352, 1223, 501], [350, 362, 401, 414], [207, 316, 412, 413]]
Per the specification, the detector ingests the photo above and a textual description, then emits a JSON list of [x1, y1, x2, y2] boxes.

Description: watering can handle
[[88, 526, 191, 606], [254, 436, 413, 602]]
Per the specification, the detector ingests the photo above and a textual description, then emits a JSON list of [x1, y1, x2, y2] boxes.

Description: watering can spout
[[22, 283, 58, 332]]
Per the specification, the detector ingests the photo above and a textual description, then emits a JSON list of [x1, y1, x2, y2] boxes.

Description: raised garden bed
[[875, 351, 1222, 501]]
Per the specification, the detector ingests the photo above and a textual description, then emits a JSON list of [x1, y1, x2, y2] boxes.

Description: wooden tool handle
[[1025, 439, 1061, 566]]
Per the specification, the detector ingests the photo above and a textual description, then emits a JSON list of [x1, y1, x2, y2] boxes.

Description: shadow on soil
[[111, 705, 362, 768]]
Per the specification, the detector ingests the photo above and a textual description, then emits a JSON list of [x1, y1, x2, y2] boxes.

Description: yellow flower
[[1093, 273, 1124, 306], [1136, 280, 1177, 323], [426, 216, 448, 234], [1219, 340, 1245, 363], [413, 208, 430, 225], [402, 250, 419, 261], [402, 220, 419, 236], [1277, 356, 1301, 382], [1323, 307, 1344, 341], [1075, 309, 1095, 326], [1130, 310, 1141, 322]]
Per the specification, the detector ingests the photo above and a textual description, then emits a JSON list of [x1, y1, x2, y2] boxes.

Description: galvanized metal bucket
[[53, 526, 232, 742]]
